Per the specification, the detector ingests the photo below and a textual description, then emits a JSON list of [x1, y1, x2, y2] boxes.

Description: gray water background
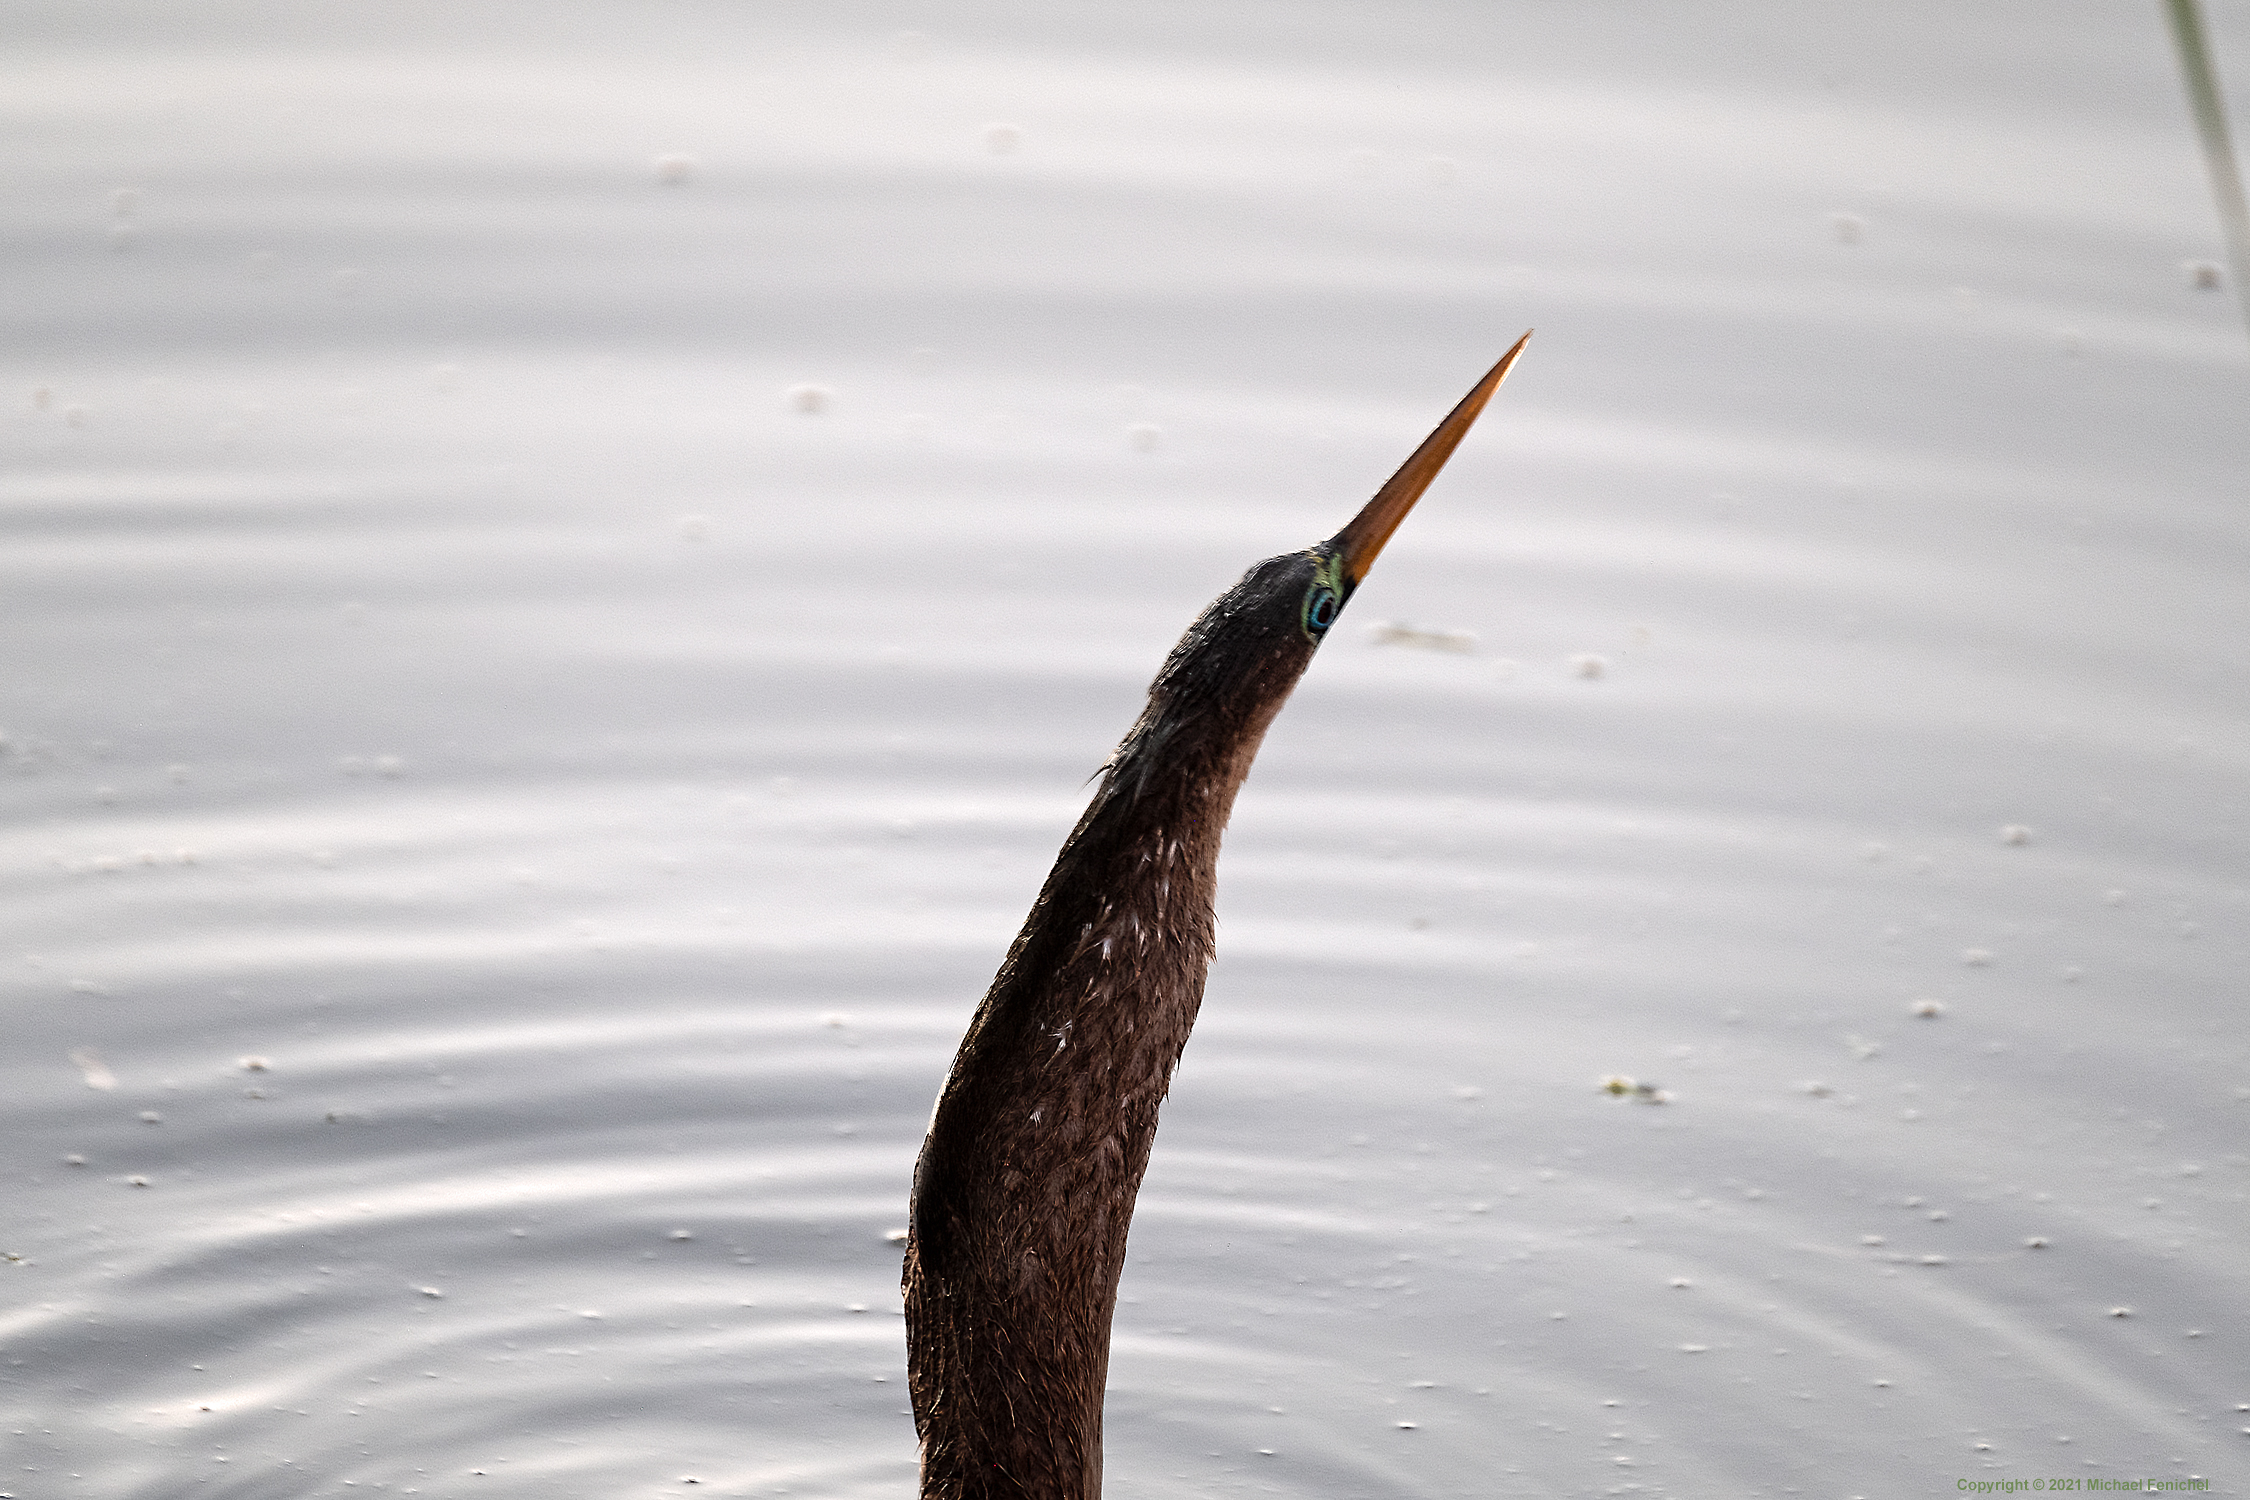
[[4, 3, 2248, 1496]]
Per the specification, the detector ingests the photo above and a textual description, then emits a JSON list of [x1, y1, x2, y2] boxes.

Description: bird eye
[[1298, 551, 1350, 642]]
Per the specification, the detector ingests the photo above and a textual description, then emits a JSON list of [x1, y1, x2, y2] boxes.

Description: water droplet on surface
[[69, 1049, 118, 1090]]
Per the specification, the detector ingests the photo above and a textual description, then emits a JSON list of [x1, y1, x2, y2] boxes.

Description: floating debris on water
[[69, 1048, 118, 1091], [884, 1227, 909, 1244], [337, 754, 404, 777], [417, 1285, 446, 1299], [1961, 949, 1993, 967], [1370, 622, 1475, 653], [669, 1228, 694, 1241], [2000, 824, 2032, 845], [2026, 1237, 2050, 1249], [1601, 1075, 1669, 1104], [138, 1110, 163, 1125], [2108, 1306, 2132, 1318], [1912, 999, 1944, 1018]]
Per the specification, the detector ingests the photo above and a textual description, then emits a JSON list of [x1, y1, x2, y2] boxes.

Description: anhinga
[[903, 334, 1532, 1500]]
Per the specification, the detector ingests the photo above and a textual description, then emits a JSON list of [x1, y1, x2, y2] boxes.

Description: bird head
[[1131, 333, 1531, 761]]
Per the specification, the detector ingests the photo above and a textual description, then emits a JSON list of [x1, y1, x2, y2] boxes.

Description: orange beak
[[1332, 331, 1531, 585]]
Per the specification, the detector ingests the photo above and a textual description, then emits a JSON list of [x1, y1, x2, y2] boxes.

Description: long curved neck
[[902, 658, 1303, 1500]]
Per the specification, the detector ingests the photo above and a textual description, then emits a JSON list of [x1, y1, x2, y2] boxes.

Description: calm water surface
[[5, 4, 2248, 1496]]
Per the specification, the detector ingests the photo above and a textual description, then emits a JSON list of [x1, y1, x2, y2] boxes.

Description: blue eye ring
[[1301, 551, 1350, 641]]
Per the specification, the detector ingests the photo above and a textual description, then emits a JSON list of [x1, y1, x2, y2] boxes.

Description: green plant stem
[[2164, 0, 2250, 345]]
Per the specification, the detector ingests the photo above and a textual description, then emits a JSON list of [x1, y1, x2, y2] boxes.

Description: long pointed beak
[[1331, 331, 1531, 585]]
